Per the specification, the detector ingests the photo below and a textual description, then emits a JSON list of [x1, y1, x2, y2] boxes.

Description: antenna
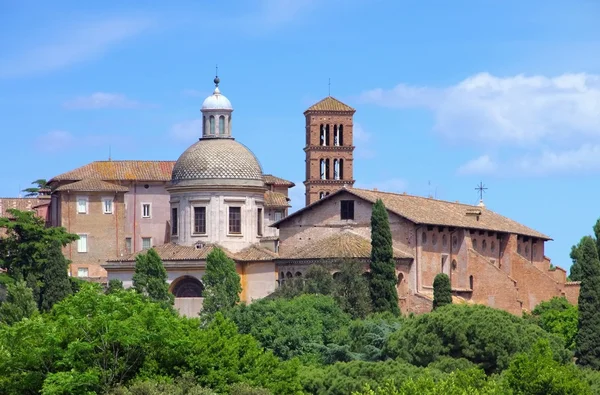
[[475, 181, 488, 201], [328, 78, 331, 96], [108, 145, 112, 161]]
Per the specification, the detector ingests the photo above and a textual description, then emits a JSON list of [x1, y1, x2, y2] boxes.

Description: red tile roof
[[263, 174, 295, 187], [264, 191, 290, 208], [50, 161, 176, 182], [305, 96, 355, 113], [54, 179, 129, 192]]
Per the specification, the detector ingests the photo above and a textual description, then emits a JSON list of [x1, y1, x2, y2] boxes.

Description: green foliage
[[110, 374, 216, 394], [0, 280, 38, 325], [385, 304, 569, 374], [432, 273, 452, 310], [107, 279, 125, 294], [504, 338, 591, 394], [229, 294, 351, 361], [333, 260, 371, 319], [69, 276, 87, 294], [40, 241, 72, 311], [369, 199, 399, 315], [305, 264, 335, 295], [569, 243, 584, 281], [0, 273, 15, 303], [575, 235, 600, 369], [0, 284, 300, 395], [21, 179, 48, 197], [132, 248, 173, 307], [202, 248, 242, 316], [0, 209, 78, 307], [527, 297, 578, 350], [341, 312, 403, 361]]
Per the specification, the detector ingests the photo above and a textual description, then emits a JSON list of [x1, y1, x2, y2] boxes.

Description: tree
[[0, 209, 78, 307], [333, 260, 371, 318], [432, 273, 452, 310], [21, 179, 48, 197], [0, 280, 37, 325], [132, 248, 173, 307], [369, 199, 399, 315], [528, 297, 578, 350], [304, 264, 334, 295], [575, 236, 600, 368], [107, 279, 124, 294], [202, 248, 241, 315], [40, 241, 72, 311], [569, 220, 600, 281]]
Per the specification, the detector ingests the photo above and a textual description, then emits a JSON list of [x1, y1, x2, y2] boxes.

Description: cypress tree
[[202, 247, 242, 315], [575, 236, 600, 368], [40, 241, 72, 311], [333, 260, 371, 318], [369, 199, 400, 314], [432, 273, 452, 309], [132, 248, 173, 307]]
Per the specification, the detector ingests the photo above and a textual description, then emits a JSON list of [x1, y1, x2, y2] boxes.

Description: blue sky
[[1, 0, 599, 271]]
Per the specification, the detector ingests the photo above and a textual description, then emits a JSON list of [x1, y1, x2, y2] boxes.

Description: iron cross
[[475, 181, 488, 201]]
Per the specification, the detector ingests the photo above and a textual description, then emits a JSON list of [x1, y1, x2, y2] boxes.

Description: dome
[[171, 138, 264, 188], [201, 87, 233, 111]]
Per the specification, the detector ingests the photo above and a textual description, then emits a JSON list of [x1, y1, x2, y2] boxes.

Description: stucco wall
[[124, 182, 170, 253]]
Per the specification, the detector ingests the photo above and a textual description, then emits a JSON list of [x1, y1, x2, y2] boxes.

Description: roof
[[275, 187, 550, 240], [53, 179, 129, 193], [235, 244, 278, 261], [50, 161, 176, 182], [107, 243, 237, 262], [0, 198, 49, 218], [304, 96, 355, 113], [263, 174, 295, 187], [279, 230, 412, 261], [264, 191, 290, 208]]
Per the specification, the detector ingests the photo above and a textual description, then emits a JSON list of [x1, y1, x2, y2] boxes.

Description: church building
[[41, 76, 578, 316]]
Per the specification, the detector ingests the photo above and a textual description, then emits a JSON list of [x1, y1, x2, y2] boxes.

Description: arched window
[[421, 231, 427, 244], [171, 276, 204, 298], [452, 235, 458, 248], [325, 192, 330, 196], [286, 271, 293, 279], [482, 240, 487, 252], [203, 116, 206, 135], [319, 191, 325, 199], [320, 124, 326, 146], [228, 115, 232, 134], [339, 125, 344, 145], [469, 275, 474, 290], [334, 125, 340, 146], [295, 271, 302, 277], [397, 272, 404, 285], [472, 239, 478, 250], [325, 159, 330, 179], [209, 116, 215, 135], [325, 125, 330, 146], [339, 159, 344, 179], [333, 159, 340, 180], [333, 272, 341, 280], [219, 115, 225, 135], [432, 233, 438, 246], [490, 241, 496, 253], [279, 271, 285, 286], [320, 159, 326, 180], [442, 234, 448, 247]]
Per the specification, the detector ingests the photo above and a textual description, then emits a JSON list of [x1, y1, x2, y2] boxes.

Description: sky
[[1, 0, 599, 271]]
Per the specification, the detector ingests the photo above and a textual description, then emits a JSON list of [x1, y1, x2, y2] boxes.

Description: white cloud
[[360, 72, 600, 146], [0, 17, 152, 78], [63, 92, 142, 109], [457, 155, 498, 175], [35, 130, 74, 153], [225, 0, 320, 34], [170, 119, 203, 142]]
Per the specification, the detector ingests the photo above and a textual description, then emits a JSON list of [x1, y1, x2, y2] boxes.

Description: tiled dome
[[171, 138, 264, 188]]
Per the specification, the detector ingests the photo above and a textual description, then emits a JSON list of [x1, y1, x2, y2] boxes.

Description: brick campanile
[[303, 97, 356, 206]]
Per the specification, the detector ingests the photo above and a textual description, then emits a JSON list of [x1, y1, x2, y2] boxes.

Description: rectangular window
[[340, 200, 355, 220], [142, 203, 151, 218], [274, 210, 283, 222], [142, 237, 151, 250], [171, 207, 178, 236], [229, 207, 241, 234], [103, 198, 113, 214], [77, 267, 88, 277], [77, 234, 87, 253], [257, 208, 263, 236], [125, 237, 132, 254], [77, 198, 88, 214], [194, 206, 206, 234]]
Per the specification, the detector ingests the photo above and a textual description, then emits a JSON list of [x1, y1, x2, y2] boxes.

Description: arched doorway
[[171, 276, 204, 297]]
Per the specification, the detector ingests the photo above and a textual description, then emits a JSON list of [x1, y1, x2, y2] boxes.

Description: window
[[171, 207, 178, 236], [194, 206, 206, 234], [257, 208, 263, 236], [442, 234, 448, 247], [77, 234, 87, 253], [125, 237, 132, 254], [274, 210, 283, 222], [469, 275, 474, 290], [77, 267, 88, 277], [339, 125, 344, 145], [229, 207, 242, 234], [482, 239, 487, 252], [340, 200, 354, 220], [334, 159, 340, 180], [325, 125, 330, 145], [334, 125, 339, 146], [320, 159, 327, 180], [209, 116, 215, 135], [203, 115, 206, 134], [103, 198, 113, 214], [452, 235, 458, 247], [219, 115, 225, 135], [77, 197, 88, 214], [142, 203, 151, 218], [320, 124, 326, 146], [319, 192, 325, 199], [472, 239, 478, 249], [490, 240, 496, 253], [339, 159, 344, 179], [142, 237, 151, 250], [432, 233, 438, 246], [421, 231, 427, 244], [524, 244, 530, 255]]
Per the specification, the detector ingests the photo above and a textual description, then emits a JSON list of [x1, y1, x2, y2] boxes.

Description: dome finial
[[214, 64, 220, 87]]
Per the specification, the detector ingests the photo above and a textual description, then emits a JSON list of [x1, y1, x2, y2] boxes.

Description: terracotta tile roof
[[0, 198, 49, 218], [54, 179, 129, 193], [279, 230, 412, 261], [235, 244, 278, 261], [50, 161, 176, 182], [264, 191, 290, 208], [304, 96, 355, 113], [107, 243, 236, 262], [347, 188, 550, 240], [274, 187, 550, 240], [263, 174, 295, 187]]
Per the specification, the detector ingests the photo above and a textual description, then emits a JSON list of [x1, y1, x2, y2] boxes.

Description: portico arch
[[170, 276, 204, 297]]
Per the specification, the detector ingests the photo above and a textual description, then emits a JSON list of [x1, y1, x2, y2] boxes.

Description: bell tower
[[303, 96, 356, 206]]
